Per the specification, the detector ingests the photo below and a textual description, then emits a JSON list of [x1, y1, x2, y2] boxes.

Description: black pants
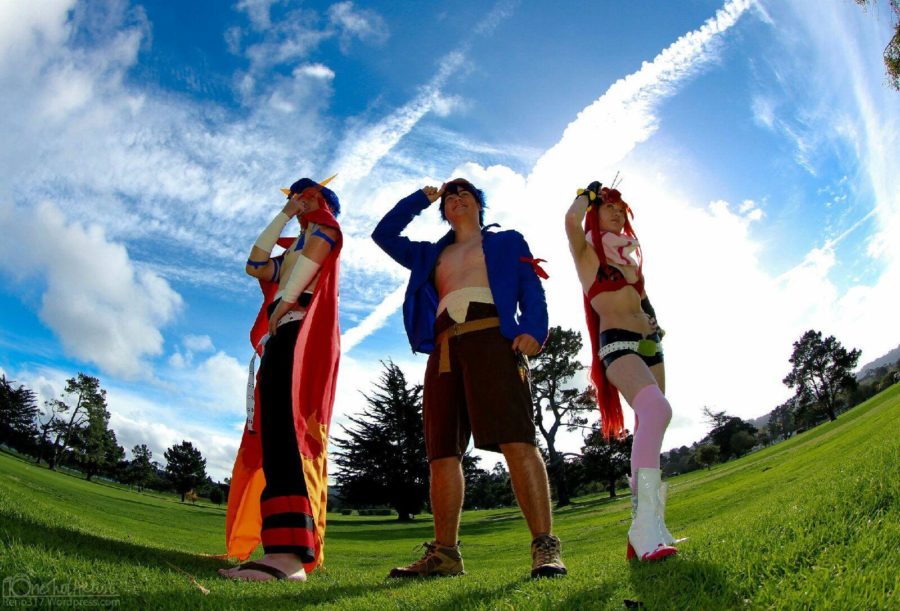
[[257, 320, 316, 560]]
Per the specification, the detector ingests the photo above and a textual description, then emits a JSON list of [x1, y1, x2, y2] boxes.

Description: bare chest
[[435, 240, 489, 294]]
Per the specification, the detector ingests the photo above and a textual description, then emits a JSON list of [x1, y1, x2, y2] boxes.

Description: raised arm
[[565, 181, 601, 260], [371, 186, 443, 269], [245, 197, 302, 280]]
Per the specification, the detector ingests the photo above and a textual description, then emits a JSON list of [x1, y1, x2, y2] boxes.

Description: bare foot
[[218, 553, 307, 582]]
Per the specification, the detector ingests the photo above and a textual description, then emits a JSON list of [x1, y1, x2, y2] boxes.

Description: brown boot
[[388, 541, 465, 578], [531, 534, 567, 578]]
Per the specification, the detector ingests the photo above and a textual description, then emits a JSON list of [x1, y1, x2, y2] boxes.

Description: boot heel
[[626, 542, 636, 560]]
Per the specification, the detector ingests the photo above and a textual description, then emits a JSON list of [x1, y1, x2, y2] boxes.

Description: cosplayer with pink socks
[[630, 384, 671, 479], [627, 383, 678, 561]]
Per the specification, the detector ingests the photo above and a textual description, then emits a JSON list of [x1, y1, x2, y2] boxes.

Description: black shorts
[[599, 328, 664, 369], [423, 303, 537, 461]]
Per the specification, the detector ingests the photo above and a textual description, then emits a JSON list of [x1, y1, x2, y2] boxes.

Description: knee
[[634, 384, 672, 427]]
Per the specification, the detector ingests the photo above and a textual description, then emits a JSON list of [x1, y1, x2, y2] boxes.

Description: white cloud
[[0, 202, 182, 379], [341, 283, 406, 354], [327, 1, 389, 50], [295, 62, 335, 80], [183, 334, 214, 353]]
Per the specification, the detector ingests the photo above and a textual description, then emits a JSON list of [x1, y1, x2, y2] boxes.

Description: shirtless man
[[220, 178, 342, 581], [565, 181, 680, 562], [372, 178, 566, 579]]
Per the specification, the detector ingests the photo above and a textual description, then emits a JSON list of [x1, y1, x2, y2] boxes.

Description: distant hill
[[857, 344, 900, 379], [749, 413, 770, 430]]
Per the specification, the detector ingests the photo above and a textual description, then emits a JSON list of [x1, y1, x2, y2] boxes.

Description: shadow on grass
[[0, 507, 226, 577], [626, 555, 741, 609]]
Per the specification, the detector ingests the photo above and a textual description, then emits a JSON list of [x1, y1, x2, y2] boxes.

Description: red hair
[[582, 187, 640, 439]]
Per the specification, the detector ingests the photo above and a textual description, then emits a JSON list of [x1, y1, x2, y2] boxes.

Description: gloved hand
[[577, 181, 603, 205]]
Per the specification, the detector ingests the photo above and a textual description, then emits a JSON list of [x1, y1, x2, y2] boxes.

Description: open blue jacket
[[372, 190, 549, 354]]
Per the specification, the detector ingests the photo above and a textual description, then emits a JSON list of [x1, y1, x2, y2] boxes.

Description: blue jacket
[[372, 190, 549, 354]]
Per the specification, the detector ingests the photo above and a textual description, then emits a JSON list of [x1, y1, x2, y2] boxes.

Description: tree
[[529, 326, 596, 507], [854, 0, 900, 90], [70, 396, 121, 481], [579, 423, 632, 498], [783, 330, 861, 422], [332, 361, 429, 521], [462, 455, 515, 509], [701, 407, 757, 461], [0, 376, 39, 451], [730, 430, 756, 457], [45, 374, 107, 471], [128, 444, 154, 491], [164, 441, 207, 502], [694, 444, 720, 470], [766, 400, 796, 441]]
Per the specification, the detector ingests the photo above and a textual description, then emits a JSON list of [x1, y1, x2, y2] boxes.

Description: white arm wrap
[[253, 212, 290, 254], [280, 254, 321, 303]]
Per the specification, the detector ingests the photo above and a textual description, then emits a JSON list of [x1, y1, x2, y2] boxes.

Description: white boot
[[627, 468, 678, 561], [657, 482, 687, 545]]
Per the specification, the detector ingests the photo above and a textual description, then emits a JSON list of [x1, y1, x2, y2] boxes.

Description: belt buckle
[[637, 339, 657, 357]]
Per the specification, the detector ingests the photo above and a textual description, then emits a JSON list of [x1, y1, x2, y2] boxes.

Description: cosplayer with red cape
[[564, 181, 684, 562], [219, 176, 342, 581]]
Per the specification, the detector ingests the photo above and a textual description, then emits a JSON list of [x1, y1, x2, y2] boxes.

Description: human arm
[[268, 225, 338, 336], [371, 186, 443, 269], [565, 182, 601, 257], [640, 292, 665, 338], [245, 197, 303, 279]]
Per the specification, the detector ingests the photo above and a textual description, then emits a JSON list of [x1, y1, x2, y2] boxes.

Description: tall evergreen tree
[[783, 330, 861, 422], [0, 376, 39, 451], [332, 361, 428, 521], [45, 374, 106, 470], [164, 441, 207, 502], [128, 444, 154, 491], [529, 327, 595, 507], [70, 395, 121, 481]]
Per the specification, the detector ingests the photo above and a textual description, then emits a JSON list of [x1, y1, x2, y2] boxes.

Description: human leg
[[220, 323, 308, 581], [431, 456, 464, 547], [605, 354, 676, 561], [500, 442, 552, 538], [388, 457, 465, 578], [501, 442, 567, 578], [388, 339, 467, 578]]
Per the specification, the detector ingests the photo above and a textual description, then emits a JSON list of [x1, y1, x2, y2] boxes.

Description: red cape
[[225, 207, 342, 571]]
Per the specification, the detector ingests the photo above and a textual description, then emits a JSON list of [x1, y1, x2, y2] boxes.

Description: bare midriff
[[590, 285, 654, 335]]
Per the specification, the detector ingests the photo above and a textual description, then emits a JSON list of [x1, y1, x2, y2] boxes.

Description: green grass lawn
[[2, 386, 898, 610]]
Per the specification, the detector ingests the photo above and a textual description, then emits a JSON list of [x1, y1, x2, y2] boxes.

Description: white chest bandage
[[437, 287, 495, 323], [245, 309, 306, 432]]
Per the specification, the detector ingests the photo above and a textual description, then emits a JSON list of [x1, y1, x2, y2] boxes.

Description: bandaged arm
[[246, 211, 290, 277], [280, 254, 321, 303]]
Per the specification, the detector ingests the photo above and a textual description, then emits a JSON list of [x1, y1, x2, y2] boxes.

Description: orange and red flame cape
[[225, 207, 342, 571]]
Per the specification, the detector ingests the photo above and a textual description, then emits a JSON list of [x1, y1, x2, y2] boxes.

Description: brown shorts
[[423, 302, 537, 461]]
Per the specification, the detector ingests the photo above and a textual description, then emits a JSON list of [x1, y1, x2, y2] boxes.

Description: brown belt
[[434, 317, 501, 373]]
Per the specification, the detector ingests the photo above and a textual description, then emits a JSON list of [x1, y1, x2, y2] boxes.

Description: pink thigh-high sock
[[630, 384, 672, 481]]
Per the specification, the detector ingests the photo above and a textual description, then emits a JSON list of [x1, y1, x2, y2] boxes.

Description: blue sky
[[0, 0, 897, 480]]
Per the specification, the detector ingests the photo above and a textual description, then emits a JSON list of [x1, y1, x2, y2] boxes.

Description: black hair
[[439, 178, 486, 226]]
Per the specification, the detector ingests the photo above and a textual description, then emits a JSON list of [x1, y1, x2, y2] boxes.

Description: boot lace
[[407, 542, 439, 571], [533, 536, 560, 567]]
